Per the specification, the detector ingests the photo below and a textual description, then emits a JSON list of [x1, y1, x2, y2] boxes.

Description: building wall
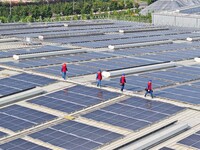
[[152, 13, 200, 28]]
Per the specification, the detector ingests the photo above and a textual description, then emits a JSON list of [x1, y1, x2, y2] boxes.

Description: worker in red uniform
[[61, 63, 68, 80], [145, 80, 153, 98], [96, 69, 102, 87], [120, 74, 126, 92]]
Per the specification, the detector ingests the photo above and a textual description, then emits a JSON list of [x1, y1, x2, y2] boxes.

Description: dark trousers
[[62, 72, 66, 80], [121, 84, 125, 91], [97, 80, 101, 87], [145, 90, 153, 98]]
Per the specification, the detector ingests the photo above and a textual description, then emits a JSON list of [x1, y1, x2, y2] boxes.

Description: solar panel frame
[[83, 97, 185, 131], [29, 120, 123, 150]]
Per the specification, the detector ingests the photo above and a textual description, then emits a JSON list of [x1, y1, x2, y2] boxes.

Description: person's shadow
[[97, 90, 103, 100], [145, 100, 152, 109]]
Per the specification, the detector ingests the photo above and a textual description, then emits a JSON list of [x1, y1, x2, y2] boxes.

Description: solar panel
[[10, 73, 56, 86], [141, 68, 200, 83], [32, 57, 160, 77], [45, 29, 180, 45], [0, 131, 7, 138], [0, 105, 57, 132], [29, 120, 123, 150], [0, 45, 75, 58], [28, 85, 120, 113], [178, 131, 200, 149], [137, 48, 200, 62], [0, 73, 56, 97], [0, 138, 51, 150], [157, 84, 200, 105], [83, 97, 185, 131], [106, 42, 200, 57], [102, 75, 172, 92], [74, 36, 169, 48], [1, 52, 113, 69], [168, 66, 200, 77]]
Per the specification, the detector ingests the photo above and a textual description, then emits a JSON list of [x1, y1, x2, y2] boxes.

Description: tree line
[[0, 0, 147, 23]]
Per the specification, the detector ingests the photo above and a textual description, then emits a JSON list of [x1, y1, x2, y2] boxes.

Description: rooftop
[[0, 20, 200, 150]]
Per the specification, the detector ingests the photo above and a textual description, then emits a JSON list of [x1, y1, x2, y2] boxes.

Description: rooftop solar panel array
[[101, 66, 200, 92], [103, 75, 172, 92], [0, 45, 76, 58], [2, 52, 113, 69], [0, 105, 57, 132], [178, 130, 200, 149], [74, 36, 169, 48], [0, 138, 51, 150], [10, 73, 56, 86], [106, 42, 200, 56], [141, 69, 199, 83], [167, 66, 200, 76], [0, 20, 199, 149], [72, 32, 200, 48], [83, 97, 184, 131], [152, 66, 200, 104], [45, 30, 187, 45], [137, 48, 200, 62], [29, 120, 124, 150], [157, 84, 200, 105], [1, 22, 136, 37], [0, 73, 56, 97], [33, 57, 161, 77], [28, 85, 120, 113]]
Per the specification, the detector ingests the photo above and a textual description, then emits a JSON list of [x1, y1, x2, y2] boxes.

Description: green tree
[[0, 16, 8, 23], [63, 3, 73, 16], [81, 2, 92, 14], [147, 0, 153, 5]]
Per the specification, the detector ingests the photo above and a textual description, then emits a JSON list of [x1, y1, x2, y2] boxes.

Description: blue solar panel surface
[[74, 37, 169, 48], [0, 131, 7, 138], [10, 73, 56, 86], [141, 70, 199, 83], [29, 120, 123, 150], [45, 30, 184, 45], [0, 138, 51, 150], [178, 131, 200, 149], [33, 57, 161, 77], [1, 52, 113, 68], [101, 66, 200, 92], [0, 105, 57, 132], [1, 22, 135, 37], [157, 84, 200, 104], [83, 97, 185, 131], [167, 66, 200, 77], [72, 32, 200, 48], [28, 85, 120, 113], [0, 45, 74, 58], [103, 75, 172, 92], [106, 42, 200, 56], [137, 48, 200, 62], [155, 65, 200, 105], [0, 73, 56, 97]]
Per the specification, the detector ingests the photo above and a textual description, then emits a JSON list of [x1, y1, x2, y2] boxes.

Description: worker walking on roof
[[96, 69, 102, 88], [120, 74, 126, 92], [61, 63, 68, 80], [145, 80, 153, 98]]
